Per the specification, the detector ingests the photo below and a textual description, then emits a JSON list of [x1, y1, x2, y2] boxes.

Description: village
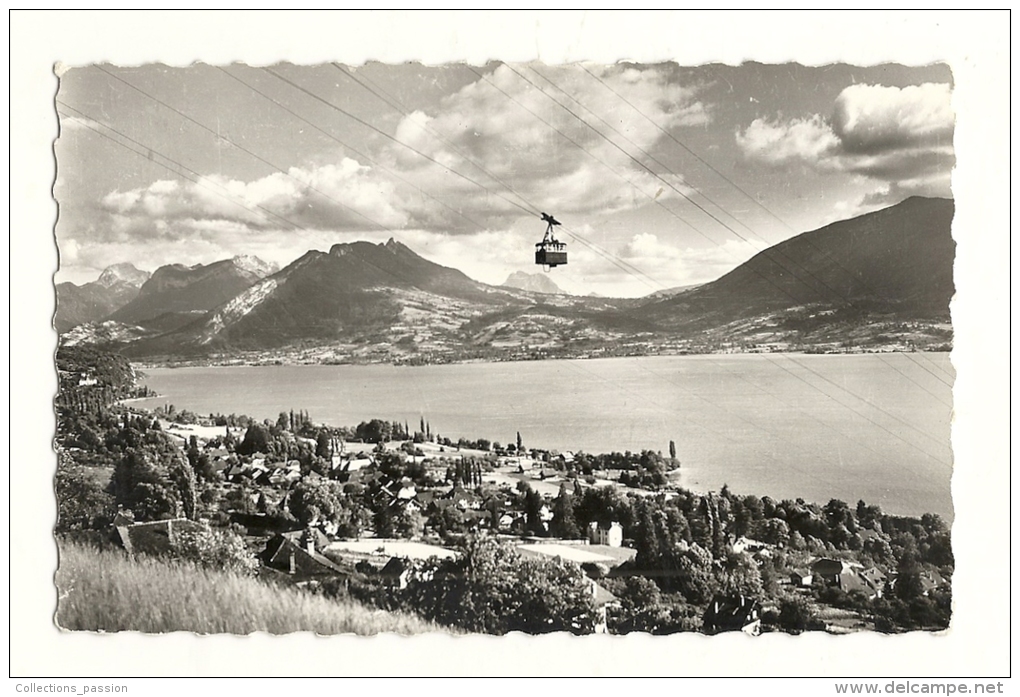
[[95, 398, 950, 636]]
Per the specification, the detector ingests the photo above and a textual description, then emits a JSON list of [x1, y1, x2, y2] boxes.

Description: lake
[[132, 353, 955, 519]]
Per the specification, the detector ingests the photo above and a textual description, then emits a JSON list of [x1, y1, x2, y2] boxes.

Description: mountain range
[[113, 255, 278, 329], [58, 197, 955, 362], [55, 263, 151, 332]]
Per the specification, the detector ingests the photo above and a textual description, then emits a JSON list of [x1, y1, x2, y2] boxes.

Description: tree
[[777, 595, 824, 634], [550, 483, 580, 539], [394, 508, 425, 539], [402, 535, 597, 634], [669, 440, 677, 461], [287, 477, 347, 530], [316, 431, 332, 460], [523, 486, 547, 537], [609, 576, 701, 635], [236, 423, 271, 456], [111, 436, 194, 521], [374, 506, 396, 539], [356, 419, 392, 444], [672, 541, 718, 603], [55, 457, 116, 532], [170, 453, 198, 520], [894, 550, 926, 602], [753, 518, 791, 547], [170, 526, 259, 575], [719, 550, 764, 599]]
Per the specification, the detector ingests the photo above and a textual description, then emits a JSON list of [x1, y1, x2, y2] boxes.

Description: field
[[55, 540, 447, 635], [325, 539, 457, 561]]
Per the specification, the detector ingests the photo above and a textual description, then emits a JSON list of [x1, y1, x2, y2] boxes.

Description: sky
[[54, 61, 955, 296]]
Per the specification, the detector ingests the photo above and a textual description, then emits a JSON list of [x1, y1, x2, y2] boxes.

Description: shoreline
[[129, 347, 955, 372], [119, 352, 954, 521]]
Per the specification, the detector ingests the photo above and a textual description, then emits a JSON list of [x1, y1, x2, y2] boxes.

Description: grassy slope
[[55, 541, 445, 635]]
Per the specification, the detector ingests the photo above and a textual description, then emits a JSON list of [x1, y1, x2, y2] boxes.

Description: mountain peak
[[230, 254, 277, 278], [502, 270, 564, 295], [96, 263, 150, 289]]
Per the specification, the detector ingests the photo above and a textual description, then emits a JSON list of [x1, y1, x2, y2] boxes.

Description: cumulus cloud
[[378, 63, 712, 228], [96, 158, 411, 244], [736, 82, 954, 199], [68, 62, 716, 287], [831, 83, 954, 154], [735, 115, 841, 166]]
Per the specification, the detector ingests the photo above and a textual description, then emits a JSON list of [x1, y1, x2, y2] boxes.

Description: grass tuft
[[55, 540, 447, 635]]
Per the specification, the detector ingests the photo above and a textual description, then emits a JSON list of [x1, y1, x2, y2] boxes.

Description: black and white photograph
[[11, 9, 1010, 680]]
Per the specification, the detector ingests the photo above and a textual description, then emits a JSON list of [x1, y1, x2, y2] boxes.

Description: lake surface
[[132, 354, 955, 519]]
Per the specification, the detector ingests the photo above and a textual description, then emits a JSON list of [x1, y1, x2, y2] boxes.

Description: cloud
[[96, 158, 412, 244], [735, 115, 841, 166], [68, 62, 718, 288], [378, 63, 712, 227], [831, 83, 954, 154], [62, 64, 734, 292], [736, 82, 955, 199], [558, 231, 767, 298]]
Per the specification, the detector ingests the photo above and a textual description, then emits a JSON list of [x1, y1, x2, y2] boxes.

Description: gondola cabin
[[536, 212, 567, 268], [535, 240, 567, 267]]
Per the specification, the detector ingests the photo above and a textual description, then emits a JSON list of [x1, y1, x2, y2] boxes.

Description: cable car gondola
[[535, 212, 567, 268]]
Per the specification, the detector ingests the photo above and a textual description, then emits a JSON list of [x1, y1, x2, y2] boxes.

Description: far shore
[[128, 347, 954, 372]]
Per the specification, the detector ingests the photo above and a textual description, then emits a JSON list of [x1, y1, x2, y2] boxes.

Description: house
[[919, 569, 946, 595], [790, 568, 813, 587], [732, 536, 770, 555], [350, 457, 374, 471], [702, 594, 762, 636], [591, 581, 620, 634], [812, 558, 886, 598], [810, 558, 857, 584], [856, 567, 888, 598], [889, 568, 945, 597], [393, 478, 417, 501], [499, 511, 523, 529], [262, 532, 346, 578], [588, 521, 624, 548], [834, 570, 874, 598], [378, 557, 413, 589], [446, 485, 482, 510], [112, 514, 208, 557]]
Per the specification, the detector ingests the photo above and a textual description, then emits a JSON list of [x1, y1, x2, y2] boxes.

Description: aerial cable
[[57, 102, 301, 232], [504, 63, 855, 308], [329, 63, 668, 291], [214, 66, 492, 235], [65, 77, 950, 471], [59, 105, 483, 297], [634, 356, 951, 471], [263, 67, 538, 220], [93, 65, 398, 237], [576, 64, 955, 388], [331, 63, 540, 220], [580, 63, 802, 236]]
